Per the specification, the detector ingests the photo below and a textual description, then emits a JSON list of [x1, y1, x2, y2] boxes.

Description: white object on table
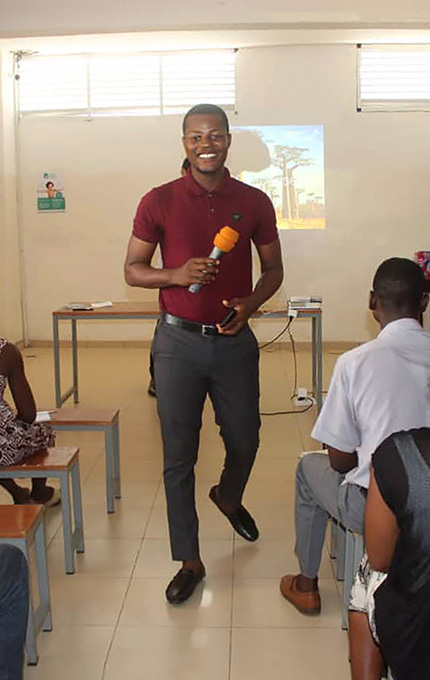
[[35, 411, 54, 423]]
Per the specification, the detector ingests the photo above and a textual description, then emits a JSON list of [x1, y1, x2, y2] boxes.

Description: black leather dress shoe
[[165, 568, 205, 605], [209, 485, 259, 542]]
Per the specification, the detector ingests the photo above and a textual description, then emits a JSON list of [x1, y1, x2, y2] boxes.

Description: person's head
[[46, 181, 54, 189], [182, 104, 231, 178], [369, 257, 428, 325], [181, 157, 190, 177]]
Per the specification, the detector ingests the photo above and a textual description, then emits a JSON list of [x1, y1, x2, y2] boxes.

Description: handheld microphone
[[188, 226, 239, 294]]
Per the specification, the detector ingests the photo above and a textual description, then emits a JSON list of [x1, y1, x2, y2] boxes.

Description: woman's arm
[[5, 344, 36, 424], [365, 467, 399, 572]]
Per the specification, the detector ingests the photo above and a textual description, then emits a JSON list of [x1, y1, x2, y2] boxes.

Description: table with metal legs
[[52, 302, 323, 412]]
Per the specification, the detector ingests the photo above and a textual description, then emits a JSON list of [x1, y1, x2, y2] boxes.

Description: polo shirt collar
[[184, 167, 234, 196], [378, 317, 422, 339]]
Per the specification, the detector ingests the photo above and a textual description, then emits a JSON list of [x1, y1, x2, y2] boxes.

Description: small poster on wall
[[37, 173, 66, 212]]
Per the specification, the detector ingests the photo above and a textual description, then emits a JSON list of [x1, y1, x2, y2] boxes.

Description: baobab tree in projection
[[272, 145, 314, 220], [252, 176, 280, 206], [233, 125, 325, 229]]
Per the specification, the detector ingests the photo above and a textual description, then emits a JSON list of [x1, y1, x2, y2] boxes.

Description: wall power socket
[[297, 387, 308, 401]]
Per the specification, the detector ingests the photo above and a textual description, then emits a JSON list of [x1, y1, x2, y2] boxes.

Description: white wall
[[17, 43, 430, 343], [0, 52, 23, 342]]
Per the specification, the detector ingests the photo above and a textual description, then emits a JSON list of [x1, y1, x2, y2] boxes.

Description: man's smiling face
[[182, 113, 231, 177]]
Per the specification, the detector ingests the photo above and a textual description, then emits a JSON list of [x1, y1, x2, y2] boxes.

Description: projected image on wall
[[232, 125, 325, 230]]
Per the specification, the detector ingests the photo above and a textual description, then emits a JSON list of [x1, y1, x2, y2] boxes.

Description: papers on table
[[66, 301, 113, 311], [35, 411, 54, 423]]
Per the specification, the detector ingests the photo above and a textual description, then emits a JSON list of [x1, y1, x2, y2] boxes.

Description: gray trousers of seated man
[[295, 452, 366, 579], [153, 320, 260, 562]]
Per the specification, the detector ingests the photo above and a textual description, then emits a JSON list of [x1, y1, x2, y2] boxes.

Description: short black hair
[[373, 257, 425, 314], [182, 104, 230, 134]]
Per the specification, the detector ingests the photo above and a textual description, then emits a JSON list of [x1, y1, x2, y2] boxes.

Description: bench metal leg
[[113, 418, 121, 500], [342, 531, 364, 630], [330, 519, 337, 559], [34, 519, 52, 632], [59, 471, 75, 574], [71, 460, 85, 553], [336, 523, 346, 581]]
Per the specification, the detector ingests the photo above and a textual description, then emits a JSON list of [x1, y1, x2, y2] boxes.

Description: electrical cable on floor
[[259, 318, 316, 416], [288, 325, 298, 400], [260, 400, 314, 416]]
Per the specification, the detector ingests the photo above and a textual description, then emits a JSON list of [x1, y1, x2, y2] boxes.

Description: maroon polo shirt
[[132, 169, 278, 325]]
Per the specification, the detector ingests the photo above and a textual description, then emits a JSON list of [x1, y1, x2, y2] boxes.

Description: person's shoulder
[[154, 176, 183, 193], [336, 338, 378, 367], [229, 176, 272, 203], [136, 178, 183, 217], [0, 341, 22, 372]]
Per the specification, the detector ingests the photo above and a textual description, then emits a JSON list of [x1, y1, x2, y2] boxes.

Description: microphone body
[[188, 226, 239, 294], [189, 246, 223, 294]]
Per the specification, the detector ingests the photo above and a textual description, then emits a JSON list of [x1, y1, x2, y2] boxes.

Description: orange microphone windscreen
[[213, 226, 239, 253]]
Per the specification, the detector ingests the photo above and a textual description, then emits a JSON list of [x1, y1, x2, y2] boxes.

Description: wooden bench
[[49, 408, 121, 514], [0, 505, 51, 665], [0, 447, 84, 574]]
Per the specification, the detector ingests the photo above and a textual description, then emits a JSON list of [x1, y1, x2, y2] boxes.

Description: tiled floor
[[1, 342, 351, 679]]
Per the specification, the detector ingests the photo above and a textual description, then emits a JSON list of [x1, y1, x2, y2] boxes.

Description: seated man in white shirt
[[280, 257, 430, 615]]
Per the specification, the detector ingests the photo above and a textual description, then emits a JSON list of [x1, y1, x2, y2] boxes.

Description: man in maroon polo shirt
[[125, 103, 283, 604]]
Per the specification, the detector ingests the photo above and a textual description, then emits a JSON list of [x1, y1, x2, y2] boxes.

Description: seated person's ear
[[420, 292, 429, 313], [368, 290, 377, 311]]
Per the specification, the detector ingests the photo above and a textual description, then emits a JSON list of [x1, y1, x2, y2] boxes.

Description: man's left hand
[[217, 297, 256, 335]]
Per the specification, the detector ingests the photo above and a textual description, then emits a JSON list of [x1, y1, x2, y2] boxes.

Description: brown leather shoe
[[280, 574, 321, 615]]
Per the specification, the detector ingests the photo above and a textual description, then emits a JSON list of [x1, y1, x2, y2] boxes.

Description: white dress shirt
[[312, 318, 430, 488]]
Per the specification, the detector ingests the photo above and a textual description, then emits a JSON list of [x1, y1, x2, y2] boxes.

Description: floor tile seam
[[115, 622, 234, 630], [48, 574, 132, 582], [44, 622, 117, 629], [229, 623, 345, 630], [100, 477, 163, 679]]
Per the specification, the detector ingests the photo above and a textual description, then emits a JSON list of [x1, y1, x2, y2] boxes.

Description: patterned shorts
[[348, 552, 387, 642]]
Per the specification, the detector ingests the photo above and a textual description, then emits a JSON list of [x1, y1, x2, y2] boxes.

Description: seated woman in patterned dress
[[348, 428, 430, 680], [0, 338, 60, 506]]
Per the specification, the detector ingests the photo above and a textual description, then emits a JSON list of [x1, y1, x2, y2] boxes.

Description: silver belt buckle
[[202, 324, 213, 336]]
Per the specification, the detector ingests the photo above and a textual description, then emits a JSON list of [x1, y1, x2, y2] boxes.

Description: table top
[[50, 408, 119, 425], [53, 301, 322, 318], [0, 504, 44, 537]]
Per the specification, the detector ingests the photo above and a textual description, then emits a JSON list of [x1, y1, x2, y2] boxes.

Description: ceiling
[[2, 0, 430, 37]]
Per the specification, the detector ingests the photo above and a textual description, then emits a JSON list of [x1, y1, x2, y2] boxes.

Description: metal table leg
[[112, 418, 121, 500], [104, 427, 115, 514], [312, 313, 323, 413], [53, 315, 61, 408], [71, 318, 79, 403]]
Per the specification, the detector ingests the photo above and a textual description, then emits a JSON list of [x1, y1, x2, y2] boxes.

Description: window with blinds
[[17, 50, 236, 117], [357, 44, 430, 112]]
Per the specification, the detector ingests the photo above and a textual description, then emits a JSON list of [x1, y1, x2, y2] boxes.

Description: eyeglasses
[[184, 132, 228, 145]]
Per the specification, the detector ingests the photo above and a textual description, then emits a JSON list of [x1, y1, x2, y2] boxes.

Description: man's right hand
[[170, 258, 219, 287]]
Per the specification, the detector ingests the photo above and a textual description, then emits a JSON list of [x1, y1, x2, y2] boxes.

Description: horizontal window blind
[[358, 44, 430, 112], [162, 51, 235, 114], [19, 55, 88, 113], [17, 50, 236, 117]]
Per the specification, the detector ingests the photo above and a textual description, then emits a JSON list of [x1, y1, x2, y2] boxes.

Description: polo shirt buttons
[[207, 193, 215, 214]]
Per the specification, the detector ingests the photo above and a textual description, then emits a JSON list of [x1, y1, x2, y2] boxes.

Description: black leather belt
[[162, 313, 219, 336]]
